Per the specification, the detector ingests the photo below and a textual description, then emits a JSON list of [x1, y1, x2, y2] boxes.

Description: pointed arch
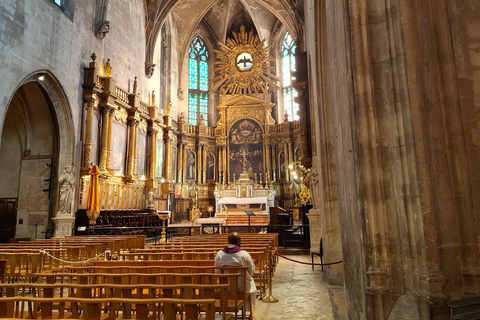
[[188, 36, 209, 126]]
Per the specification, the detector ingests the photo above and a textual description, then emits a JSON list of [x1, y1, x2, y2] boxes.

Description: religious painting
[[111, 122, 127, 174], [228, 119, 263, 181], [136, 133, 147, 175], [156, 139, 164, 178], [171, 146, 177, 182], [279, 151, 286, 180], [206, 153, 215, 181], [90, 114, 99, 165], [186, 151, 196, 180]]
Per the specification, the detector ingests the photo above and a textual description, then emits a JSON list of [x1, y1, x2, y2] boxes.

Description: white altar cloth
[[195, 217, 226, 225], [218, 197, 268, 204]]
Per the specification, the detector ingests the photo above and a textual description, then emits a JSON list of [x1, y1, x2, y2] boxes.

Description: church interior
[[1, 0, 480, 319]]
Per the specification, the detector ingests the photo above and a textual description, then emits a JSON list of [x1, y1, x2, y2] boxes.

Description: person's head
[[228, 232, 241, 247]]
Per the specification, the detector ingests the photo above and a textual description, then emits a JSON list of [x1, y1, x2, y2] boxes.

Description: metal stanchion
[[262, 249, 278, 303]]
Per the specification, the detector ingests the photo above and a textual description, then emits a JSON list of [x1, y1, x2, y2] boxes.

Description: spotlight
[[38, 75, 45, 81]]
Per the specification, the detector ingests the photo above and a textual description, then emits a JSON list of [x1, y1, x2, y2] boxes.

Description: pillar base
[[306, 209, 322, 252], [52, 215, 76, 237]]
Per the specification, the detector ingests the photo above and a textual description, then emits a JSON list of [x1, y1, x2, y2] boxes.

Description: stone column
[[83, 95, 98, 168], [99, 105, 111, 171]]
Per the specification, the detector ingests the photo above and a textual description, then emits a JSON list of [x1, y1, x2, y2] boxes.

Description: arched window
[[282, 32, 299, 122], [188, 37, 209, 126]]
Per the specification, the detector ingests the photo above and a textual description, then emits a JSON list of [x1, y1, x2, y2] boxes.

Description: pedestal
[[52, 215, 76, 237], [306, 209, 321, 253]]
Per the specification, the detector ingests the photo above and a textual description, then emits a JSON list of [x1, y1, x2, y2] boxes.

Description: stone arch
[[0, 70, 76, 239]]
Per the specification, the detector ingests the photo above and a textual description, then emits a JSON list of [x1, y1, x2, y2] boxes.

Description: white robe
[[214, 245, 257, 294]]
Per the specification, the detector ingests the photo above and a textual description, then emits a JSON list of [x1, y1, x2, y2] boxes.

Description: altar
[[214, 169, 275, 214]]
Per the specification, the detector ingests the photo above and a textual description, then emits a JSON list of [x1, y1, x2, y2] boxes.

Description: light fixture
[[38, 75, 45, 81], [288, 164, 294, 169], [160, 178, 165, 183]]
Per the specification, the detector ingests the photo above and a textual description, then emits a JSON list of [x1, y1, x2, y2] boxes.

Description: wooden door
[[0, 199, 17, 243]]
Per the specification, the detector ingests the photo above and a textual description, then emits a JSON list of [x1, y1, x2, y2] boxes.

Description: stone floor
[[254, 255, 345, 320]]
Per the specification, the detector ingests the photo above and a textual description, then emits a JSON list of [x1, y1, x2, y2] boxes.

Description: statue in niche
[[179, 112, 186, 123], [306, 164, 320, 209], [146, 190, 155, 209], [57, 165, 75, 215], [94, 19, 110, 40]]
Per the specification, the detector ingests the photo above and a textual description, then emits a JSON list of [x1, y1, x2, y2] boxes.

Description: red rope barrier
[[275, 252, 343, 266]]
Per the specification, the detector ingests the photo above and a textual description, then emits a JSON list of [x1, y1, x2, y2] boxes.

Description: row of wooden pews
[[0, 233, 278, 319]]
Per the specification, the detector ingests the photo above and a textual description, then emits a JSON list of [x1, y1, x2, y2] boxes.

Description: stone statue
[[199, 113, 205, 125], [133, 76, 137, 94], [57, 165, 75, 215], [105, 59, 112, 77], [284, 112, 289, 122], [307, 165, 320, 209], [151, 90, 156, 106], [177, 88, 184, 100], [179, 112, 186, 123]]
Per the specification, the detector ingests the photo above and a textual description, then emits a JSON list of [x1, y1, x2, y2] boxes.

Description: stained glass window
[[188, 37, 209, 125], [282, 33, 299, 122], [54, 0, 62, 5]]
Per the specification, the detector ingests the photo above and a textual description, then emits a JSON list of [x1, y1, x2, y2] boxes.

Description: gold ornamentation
[[211, 25, 279, 94]]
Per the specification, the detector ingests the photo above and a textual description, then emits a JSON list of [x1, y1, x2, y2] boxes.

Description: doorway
[[0, 199, 17, 243]]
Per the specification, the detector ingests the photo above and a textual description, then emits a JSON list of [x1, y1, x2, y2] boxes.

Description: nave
[[0, 233, 336, 319]]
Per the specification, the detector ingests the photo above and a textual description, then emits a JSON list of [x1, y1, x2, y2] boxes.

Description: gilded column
[[133, 124, 138, 175], [218, 147, 222, 183], [202, 146, 207, 184], [164, 136, 172, 182], [126, 118, 138, 177], [197, 145, 203, 183], [177, 143, 184, 183], [265, 144, 271, 182], [106, 107, 115, 171], [284, 142, 290, 182], [148, 127, 158, 179], [182, 146, 188, 183], [223, 146, 227, 185], [99, 105, 111, 171], [83, 95, 97, 167], [272, 144, 277, 182]]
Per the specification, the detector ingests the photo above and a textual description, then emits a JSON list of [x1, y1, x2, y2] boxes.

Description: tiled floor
[[254, 255, 345, 320]]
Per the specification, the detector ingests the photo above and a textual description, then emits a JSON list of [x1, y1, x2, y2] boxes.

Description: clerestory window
[[282, 32, 299, 122], [188, 37, 209, 126]]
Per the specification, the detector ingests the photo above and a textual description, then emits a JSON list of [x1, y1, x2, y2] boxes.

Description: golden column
[[106, 107, 115, 171], [271, 144, 277, 182], [182, 146, 188, 183], [197, 144, 203, 183], [218, 147, 222, 184], [148, 127, 158, 179], [164, 135, 172, 182], [126, 118, 139, 177], [83, 94, 98, 168], [223, 146, 227, 185], [177, 143, 184, 183], [284, 142, 290, 182], [202, 146, 207, 183], [99, 105, 111, 171], [265, 144, 271, 182]]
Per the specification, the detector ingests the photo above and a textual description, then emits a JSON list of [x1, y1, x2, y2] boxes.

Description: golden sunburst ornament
[[211, 25, 279, 95]]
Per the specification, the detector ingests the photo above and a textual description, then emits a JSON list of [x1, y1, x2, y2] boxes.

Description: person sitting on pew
[[215, 232, 256, 318]]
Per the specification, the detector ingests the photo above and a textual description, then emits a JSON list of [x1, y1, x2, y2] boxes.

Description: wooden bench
[[448, 296, 480, 320]]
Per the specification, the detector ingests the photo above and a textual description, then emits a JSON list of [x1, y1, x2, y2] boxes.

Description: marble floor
[[254, 255, 345, 320]]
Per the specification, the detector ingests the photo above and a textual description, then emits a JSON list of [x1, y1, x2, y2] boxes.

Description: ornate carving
[[211, 25, 279, 94], [57, 165, 75, 215], [95, 19, 110, 40], [145, 62, 156, 78]]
